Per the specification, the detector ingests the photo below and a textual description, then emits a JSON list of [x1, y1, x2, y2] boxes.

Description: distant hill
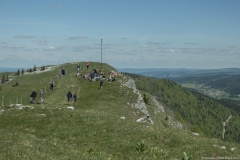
[[118, 68, 240, 104], [118, 68, 240, 78]]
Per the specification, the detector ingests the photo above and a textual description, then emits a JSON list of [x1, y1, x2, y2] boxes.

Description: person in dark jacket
[[61, 68, 66, 75], [99, 79, 103, 90], [31, 89, 37, 104], [77, 65, 80, 71], [50, 81, 54, 90], [66, 91, 72, 104], [73, 93, 77, 104]]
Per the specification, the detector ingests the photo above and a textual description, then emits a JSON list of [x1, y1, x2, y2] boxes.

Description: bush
[[143, 94, 150, 105], [12, 82, 19, 87]]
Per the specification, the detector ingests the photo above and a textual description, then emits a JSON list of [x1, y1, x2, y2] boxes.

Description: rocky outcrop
[[122, 78, 153, 124]]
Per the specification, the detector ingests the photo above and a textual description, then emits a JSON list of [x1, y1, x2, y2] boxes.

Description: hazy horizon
[[1, 65, 240, 73]]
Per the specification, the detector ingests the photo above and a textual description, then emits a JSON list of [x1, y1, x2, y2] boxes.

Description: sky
[[0, 0, 240, 69]]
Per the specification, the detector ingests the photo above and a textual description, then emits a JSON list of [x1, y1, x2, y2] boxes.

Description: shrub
[[135, 141, 145, 153], [143, 94, 150, 105]]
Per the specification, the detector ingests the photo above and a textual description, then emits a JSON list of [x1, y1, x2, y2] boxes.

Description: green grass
[[0, 62, 240, 159]]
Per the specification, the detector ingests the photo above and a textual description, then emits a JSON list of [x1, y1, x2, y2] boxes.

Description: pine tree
[[33, 65, 37, 71], [143, 94, 150, 105], [29, 68, 33, 72], [41, 65, 45, 71], [21, 68, 24, 75], [1, 74, 5, 83], [6, 74, 9, 81], [16, 69, 20, 76]]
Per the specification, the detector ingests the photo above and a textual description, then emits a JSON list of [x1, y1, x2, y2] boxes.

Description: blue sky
[[0, 0, 240, 69]]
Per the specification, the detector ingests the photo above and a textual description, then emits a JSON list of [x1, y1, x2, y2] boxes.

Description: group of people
[[80, 65, 118, 90], [30, 89, 44, 104], [66, 91, 77, 104], [29, 62, 117, 105], [82, 69, 105, 81]]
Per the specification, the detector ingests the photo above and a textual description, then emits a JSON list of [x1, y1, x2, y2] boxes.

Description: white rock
[[120, 117, 125, 120], [192, 132, 199, 136], [136, 117, 146, 122], [230, 147, 236, 151], [220, 146, 226, 149], [67, 106, 74, 110], [37, 113, 46, 117]]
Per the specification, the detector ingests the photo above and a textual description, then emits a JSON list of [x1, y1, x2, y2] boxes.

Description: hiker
[[30, 92, 32, 103], [40, 90, 44, 103], [86, 62, 90, 70], [77, 65, 80, 71], [112, 75, 116, 81], [93, 68, 98, 74], [89, 71, 95, 81], [61, 68, 66, 75], [73, 93, 77, 104], [66, 91, 72, 104], [100, 70, 104, 78], [99, 79, 103, 90], [108, 74, 112, 81], [50, 81, 54, 90], [31, 89, 37, 104], [82, 72, 88, 80]]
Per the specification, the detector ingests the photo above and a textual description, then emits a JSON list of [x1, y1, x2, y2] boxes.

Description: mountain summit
[[0, 62, 239, 159]]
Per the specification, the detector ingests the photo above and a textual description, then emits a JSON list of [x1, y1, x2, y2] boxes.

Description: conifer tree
[[6, 74, 9, 81], [143, 94, 150, 105], [1, 74, 5, 83], [21, 68, 24, 75], [41, 65, 45, 71], [33, 65, 37, 71], [16, 69, 20, 76]]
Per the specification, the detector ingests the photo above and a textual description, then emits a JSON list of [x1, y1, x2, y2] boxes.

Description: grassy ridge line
[[0, 62, 239, 159]]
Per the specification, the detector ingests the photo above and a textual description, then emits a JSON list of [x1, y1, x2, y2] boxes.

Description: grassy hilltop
[[0, 62, 239, 160]]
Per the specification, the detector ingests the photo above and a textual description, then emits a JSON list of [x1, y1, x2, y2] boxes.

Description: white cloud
[[31, 40, 47, 45], [14, 36, 35, 39], [141, 45, 148, 48], [44, 46, 66, 51], [68, 36, 88, 40], [2, 45, 24, 49]]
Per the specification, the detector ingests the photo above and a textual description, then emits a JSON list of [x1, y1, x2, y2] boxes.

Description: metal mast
[[101, 33, 102, 69]]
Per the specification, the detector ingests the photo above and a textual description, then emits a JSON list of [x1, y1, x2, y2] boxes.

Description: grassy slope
[[0, 62, 239, 160]]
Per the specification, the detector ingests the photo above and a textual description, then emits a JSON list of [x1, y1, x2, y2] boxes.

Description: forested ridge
[[171, 74, 240, 95], [125, 73, 240, 142]]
